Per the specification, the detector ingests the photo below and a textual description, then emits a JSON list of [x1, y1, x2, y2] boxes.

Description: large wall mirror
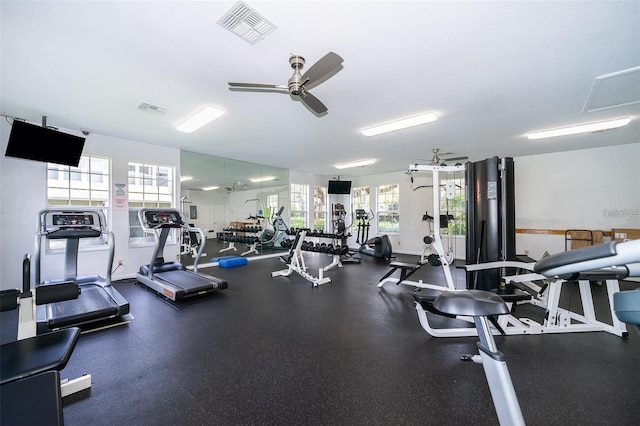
[[179, 150, 289, 262]]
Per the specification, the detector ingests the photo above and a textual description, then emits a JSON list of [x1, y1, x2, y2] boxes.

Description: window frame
[[376, 183, 400, 234], [290, 183, 309, 230]]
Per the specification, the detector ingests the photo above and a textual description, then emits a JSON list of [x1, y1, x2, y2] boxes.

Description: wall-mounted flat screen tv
[[5, 120, 86, 167], [328, 180, 352, 194]]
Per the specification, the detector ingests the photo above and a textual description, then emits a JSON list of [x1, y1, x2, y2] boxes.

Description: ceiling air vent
[[217, 1, 277, 45], [138, 103, 168, 115]]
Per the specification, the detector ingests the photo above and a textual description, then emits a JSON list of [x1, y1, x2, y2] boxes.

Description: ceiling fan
[[224, 181, 247, 192], [228, 52, 343, 115], [425, 148, 468, 165]]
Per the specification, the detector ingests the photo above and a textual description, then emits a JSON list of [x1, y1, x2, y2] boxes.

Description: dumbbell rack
[[272, 228, 340, 286], [219, 225, 263, 256]]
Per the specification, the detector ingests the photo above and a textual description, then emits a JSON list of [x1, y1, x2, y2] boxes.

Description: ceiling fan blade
[[299, 90, 328, 114], [228, 82, 287, 89], [444, 156, 468, 161], [301, 52, 343, 89]]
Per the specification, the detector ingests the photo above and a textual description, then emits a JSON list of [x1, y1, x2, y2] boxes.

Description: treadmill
[[34, 208, 130, 333], [136, 208, 228, 301]]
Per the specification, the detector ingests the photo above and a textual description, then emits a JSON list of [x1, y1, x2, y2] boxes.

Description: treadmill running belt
[[155, 270, 221, 294], [38, 285, 119, 329]]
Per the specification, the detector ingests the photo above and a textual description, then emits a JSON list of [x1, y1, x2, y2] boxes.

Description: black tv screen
[[5, 120, 86, 167], [328, 180, 352, 194]]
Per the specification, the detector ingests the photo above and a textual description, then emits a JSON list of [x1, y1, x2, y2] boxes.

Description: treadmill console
[[43, 211, 103, 239], [143, 210, 184, 228]]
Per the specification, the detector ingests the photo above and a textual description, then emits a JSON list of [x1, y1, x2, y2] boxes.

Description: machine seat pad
[[533, 242, 617, 274], [1, 327, 81, 385], [433, 290, 510, 318]]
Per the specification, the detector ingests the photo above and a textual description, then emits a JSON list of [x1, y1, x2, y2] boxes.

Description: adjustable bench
[[377, 261, 422, 287]]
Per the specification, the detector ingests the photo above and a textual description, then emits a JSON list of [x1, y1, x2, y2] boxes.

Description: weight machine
[[433, 239, 640, 426], [378, 163, 464, 290], [400, 160, 628, 338]]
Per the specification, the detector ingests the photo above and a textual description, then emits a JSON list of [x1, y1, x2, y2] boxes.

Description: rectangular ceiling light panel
[[527, 117, 631, 140], [335, 159, 377, 169], [176, 106, 224, 133], [361, 112, 438, 136], [217, 1, 277, 45]]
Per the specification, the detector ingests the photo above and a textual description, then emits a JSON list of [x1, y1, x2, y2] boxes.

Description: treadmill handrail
[[138, 208, 207, 275]]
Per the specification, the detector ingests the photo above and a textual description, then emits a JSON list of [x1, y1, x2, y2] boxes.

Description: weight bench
[[377, 261, 422, 287], [1, 327, 82, 426], [1, 327, 81, 385]]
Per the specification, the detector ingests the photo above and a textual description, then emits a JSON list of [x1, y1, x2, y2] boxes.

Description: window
[[46, 156, 111, 249], [377, 184, 399, 234], [266, 194, 279, 219], [439, 171, 466, 236], [313, 185, 327, 231], [128, 162, 175, 244], [290, 183, 309, 229], [351, 186, 370, 217], [47, 156, 110, 207]]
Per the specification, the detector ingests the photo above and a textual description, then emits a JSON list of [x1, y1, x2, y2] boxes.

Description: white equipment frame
[[271, 229, 332, 286], [385, 163, 629, 339]]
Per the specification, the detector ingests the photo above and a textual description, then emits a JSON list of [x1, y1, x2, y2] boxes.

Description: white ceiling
[[2, 1, 639, 188]]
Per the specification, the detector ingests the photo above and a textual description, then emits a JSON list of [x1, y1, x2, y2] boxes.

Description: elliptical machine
[[259, 206, 289, 249], [356, 209, 393, 260]]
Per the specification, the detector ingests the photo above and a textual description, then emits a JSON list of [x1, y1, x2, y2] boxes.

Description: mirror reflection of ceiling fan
[[416, 148, 469, 166], [228, 52, 343, 115], [225, 181, 247, 192]]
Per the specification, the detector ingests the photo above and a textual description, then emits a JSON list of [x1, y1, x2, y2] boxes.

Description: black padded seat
[[1, 327, 80, 385], [533, 242, 618, 274], [433, 290, 510, 318]]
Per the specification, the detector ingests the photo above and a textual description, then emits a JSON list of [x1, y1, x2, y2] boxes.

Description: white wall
[[2, 115, 637, 291], [515, 143, 640, 259], [287, 143, 639, 261], [1, 121, 180, 290]]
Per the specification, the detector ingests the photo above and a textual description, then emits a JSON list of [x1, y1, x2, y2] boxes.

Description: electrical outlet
[[118, 260, 123, 266], [524, 250, 529, 256]]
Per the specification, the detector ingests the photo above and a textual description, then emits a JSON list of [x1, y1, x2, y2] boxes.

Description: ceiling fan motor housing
[[288, 55, 305, 95]]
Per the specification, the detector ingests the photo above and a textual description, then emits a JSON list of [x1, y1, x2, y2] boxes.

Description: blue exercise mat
[[210, 255, 237, 263], [219, 257, 248, 268]]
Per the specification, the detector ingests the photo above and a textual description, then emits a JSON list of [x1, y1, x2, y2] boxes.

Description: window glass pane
[[46, 155, 111, 249], [440, 171, 467, 236], [376, 184, 399, 234], [313, 186, 326, 231], [290, 183, 308, 229], [127, 162, 175, 244]]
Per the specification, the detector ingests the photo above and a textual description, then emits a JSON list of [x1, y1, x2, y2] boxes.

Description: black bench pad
[[1, 327, 80, 385]]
